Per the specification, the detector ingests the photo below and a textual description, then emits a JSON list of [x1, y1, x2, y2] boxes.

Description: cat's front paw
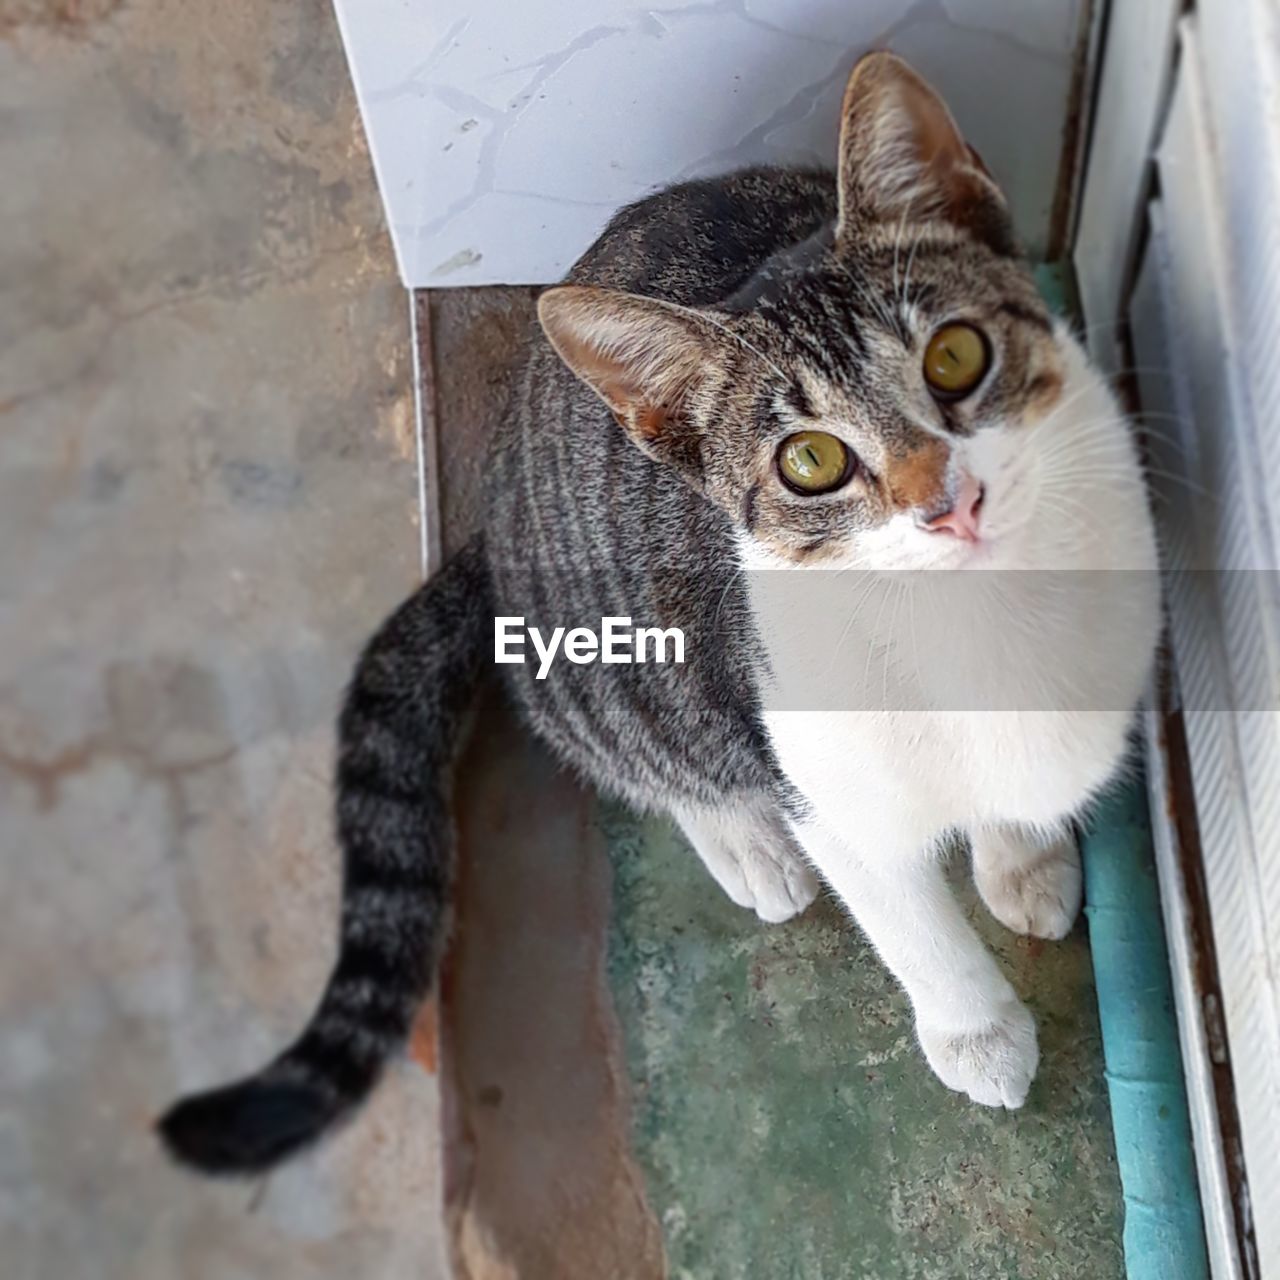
[[973, 832, 1082, 940], [916, 998, 1038, 1109], [740, 852, 821, 924], [678, 800, 820, 924]]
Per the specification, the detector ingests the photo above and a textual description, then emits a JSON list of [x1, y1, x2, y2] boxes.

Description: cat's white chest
[[745, 567, 1159, 844], [765, 705, 1131, 837]]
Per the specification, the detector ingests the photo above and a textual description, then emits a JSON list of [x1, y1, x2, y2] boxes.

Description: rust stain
[[0, 728, 237, 812], [0, 0, 124, 41], [410, 997, 440, 1075], [0, 738, 99, 811]]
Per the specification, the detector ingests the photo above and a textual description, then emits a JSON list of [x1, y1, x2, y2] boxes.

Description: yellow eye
[[923, 323, 990, 398], [776, 431, 853, 495]]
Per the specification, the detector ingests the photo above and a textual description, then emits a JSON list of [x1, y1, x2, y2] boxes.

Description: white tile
[[333, 0, 1089, 286]]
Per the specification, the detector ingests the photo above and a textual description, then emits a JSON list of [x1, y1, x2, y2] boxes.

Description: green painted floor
[[602, 806, 1125, 1280]]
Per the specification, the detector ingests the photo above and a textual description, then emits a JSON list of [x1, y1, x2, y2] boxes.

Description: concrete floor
[[1, 4, 447, 1277], [606, 809, 1124, 1279]]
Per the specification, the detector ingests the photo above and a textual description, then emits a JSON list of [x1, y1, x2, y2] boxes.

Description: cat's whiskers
[[839, 261, 898, 335], [826, 569, 891, 677], [1040, 443, 1218, 505], [890, 195, 924, 336], [671, 300, 793, 385], [860, 570, 903, 702], [881, 578, 910, 711], [899, 218, 923, 323], [906, 572, 927, 708], [1033, 492, 1107, 540]]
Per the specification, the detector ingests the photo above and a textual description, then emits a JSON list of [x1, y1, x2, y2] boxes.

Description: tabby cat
[[160, 53, 1159, 1173]]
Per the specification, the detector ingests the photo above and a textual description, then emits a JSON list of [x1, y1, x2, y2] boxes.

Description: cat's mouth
[[934, 534, 994, 568]]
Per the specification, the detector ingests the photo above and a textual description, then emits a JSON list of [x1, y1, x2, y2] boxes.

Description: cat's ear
[[835, 52, 1014, 256], [538, 285, 726, 474]]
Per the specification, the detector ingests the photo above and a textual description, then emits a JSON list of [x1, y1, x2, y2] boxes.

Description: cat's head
[[539, 53, 1142, 572]]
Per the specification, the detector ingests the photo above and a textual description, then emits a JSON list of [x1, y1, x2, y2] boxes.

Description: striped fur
[[158, 538, 487, 1173]]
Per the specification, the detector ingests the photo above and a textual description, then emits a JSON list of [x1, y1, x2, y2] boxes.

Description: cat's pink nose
[[923, 472, 984, 542]]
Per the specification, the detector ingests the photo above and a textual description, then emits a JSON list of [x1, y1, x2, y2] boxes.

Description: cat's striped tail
[[157, 537, 489, 1174]]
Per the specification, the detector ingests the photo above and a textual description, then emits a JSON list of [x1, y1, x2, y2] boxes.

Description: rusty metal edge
[[1144, 692, 1247, 1280], [1047, 0, 1106, 261], [1147, 666, 1260, 1280], [1115, 262, 1256, 1278], [411, 288, 445, 579]]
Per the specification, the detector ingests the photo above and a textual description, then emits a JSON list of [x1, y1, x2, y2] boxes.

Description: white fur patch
[[740, 327, 1159, 1107]]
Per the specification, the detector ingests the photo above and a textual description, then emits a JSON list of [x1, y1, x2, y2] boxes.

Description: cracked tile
[[336, 0, 1087, 284]]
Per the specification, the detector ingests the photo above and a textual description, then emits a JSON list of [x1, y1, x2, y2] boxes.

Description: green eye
[[923, 323, 990, 398], [776, 431, 853, 495]]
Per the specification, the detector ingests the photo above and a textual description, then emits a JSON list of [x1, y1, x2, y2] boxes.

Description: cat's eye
[[923, 323, 990, 398], [776, 431, 854, 495]]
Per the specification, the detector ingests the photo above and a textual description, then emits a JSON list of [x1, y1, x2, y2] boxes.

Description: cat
[[159, 51, 1159, 1173]]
